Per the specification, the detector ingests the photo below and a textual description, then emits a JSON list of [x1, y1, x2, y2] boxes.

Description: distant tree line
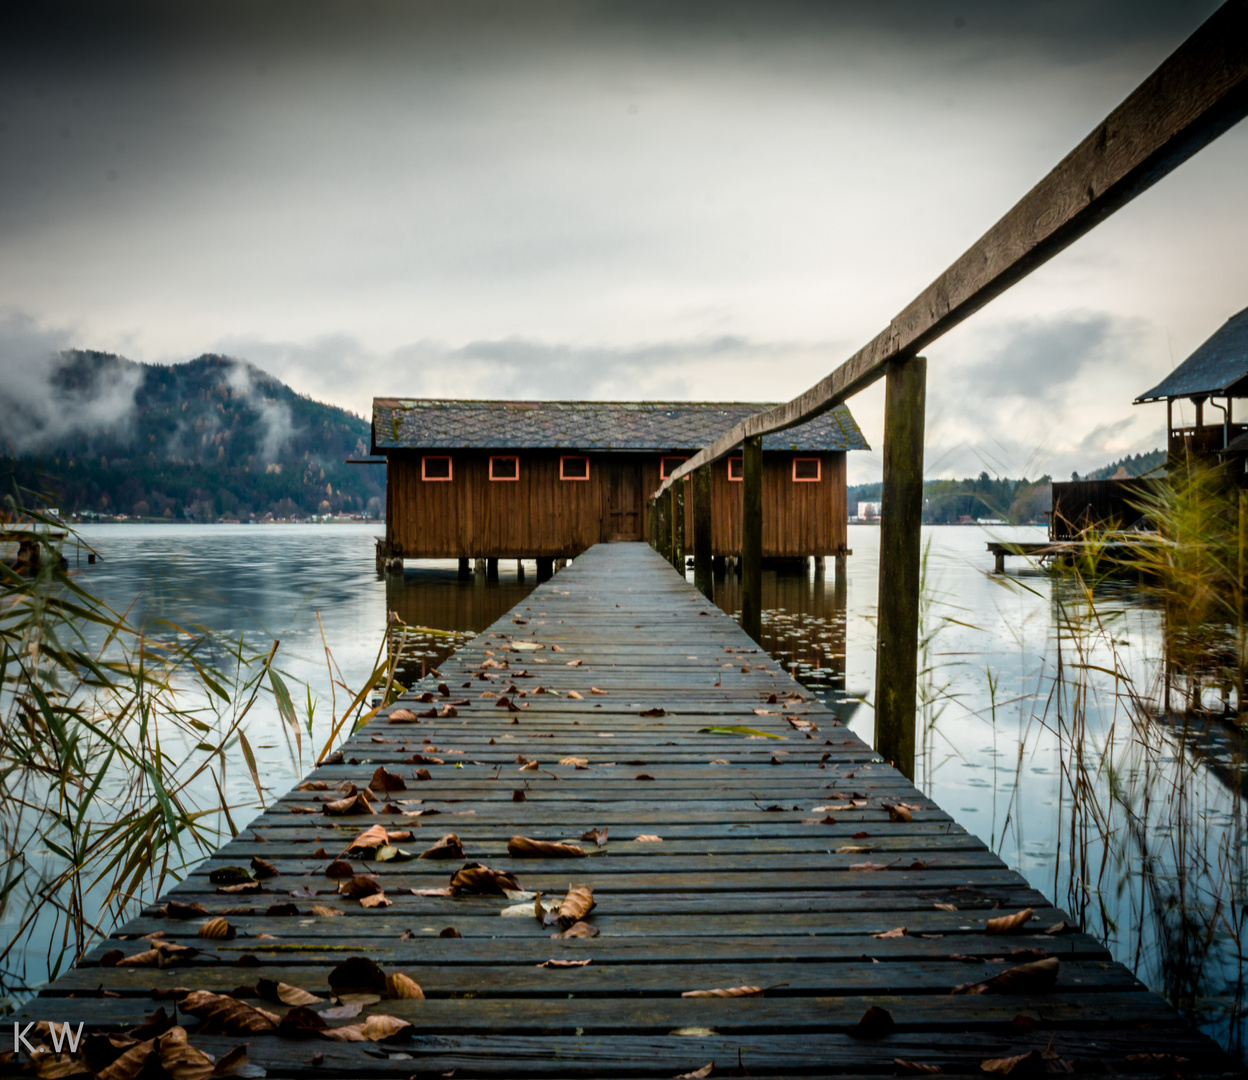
[[850, 472, 1052, 525]]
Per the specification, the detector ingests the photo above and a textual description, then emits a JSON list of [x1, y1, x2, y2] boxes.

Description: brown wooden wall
[[385, 449, 847, 559]]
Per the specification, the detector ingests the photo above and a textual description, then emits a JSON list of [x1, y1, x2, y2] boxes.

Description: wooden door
[[606, 460, 642, 540]]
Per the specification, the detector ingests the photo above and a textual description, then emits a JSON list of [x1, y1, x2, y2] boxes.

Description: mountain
[[0, 351, 384, 520], [1074, 448, 1166, 481]]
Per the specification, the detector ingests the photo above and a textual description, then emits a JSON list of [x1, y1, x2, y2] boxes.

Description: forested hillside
[[0, 351, 384, 520]]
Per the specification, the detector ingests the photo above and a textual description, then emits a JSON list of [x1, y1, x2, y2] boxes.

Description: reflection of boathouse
[[370, 399, 867, 570]]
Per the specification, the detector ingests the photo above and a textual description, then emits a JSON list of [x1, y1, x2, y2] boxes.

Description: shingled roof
[[1136, 306, 1248, 402], [371, 399, 869, 454]]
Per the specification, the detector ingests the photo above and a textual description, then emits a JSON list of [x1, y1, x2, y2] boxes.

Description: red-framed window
[[727, 456, 743, 482], [422, 455, 452, 481], [792, 457, 821, 482], [489, 455, 519, 481], [560, 455, 589, 481], [660, 456, 688, 480]]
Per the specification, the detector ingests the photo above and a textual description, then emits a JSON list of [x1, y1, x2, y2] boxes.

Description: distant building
[[370, 399, 869, 563]]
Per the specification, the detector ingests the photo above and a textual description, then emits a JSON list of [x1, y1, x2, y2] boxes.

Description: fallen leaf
[[847, 1004, 894, 1040], [985, 908, 1034, 935], [681, 985, 763, 998], [590, 687, 608, 695], [566, 659, 583, 667], [519, 760, 539, 771], [671, 1027, 718, 1038], [161, 900, 209, 919], [979, 1051, 1039, 1075], [296, 780, 329, 791], [321, 1014, 413, 1043], [557, 883, 595, 928], [849, 862, 890, 872], [512, 790, 526, 802], [507, 836, 587, 859], [537, 958, 592, 967], [558, 756, 589, 768], [310, 904, 344, 917], [371, 766, 407, 792], [329, 956, 388, 996], [413, 768, 432, 781], [257, 979, 325, 1007], [388, 709, 418, 723], [553, 920, 599, 938], [639, 707, 666, 717], [197, 917, 235, 940], [894, 1060, 943, 1075], [580, 827, 608, 847], [439, 927, 462, 938], [323, 792, 374, 815], [449, 862, 521, 895], [933, 903, 959, 912], [882, 803, 913, 823], [709, 759, 729, 765], [872, 927, 907, 939], [209, 866, 254, 887], [952, 956, 1059, 996], [248, 856, 280, 879], [386, 973, 425, 999], [360, 893, 392, 908], [635, 834, 662, 842], [338, 875, 383, 899], [566, 691, 584, 699], [635, 773, 655, 781], [1044, 921, 1069, 935], [347, 824, 390, 854], [410, 887, 453, 897], [418, 834, 466, 860], [115, 941, 198, 968], [675, 1065, 714, 1079], [325, 860, 355, 878], [180, 990, 278, 1034]]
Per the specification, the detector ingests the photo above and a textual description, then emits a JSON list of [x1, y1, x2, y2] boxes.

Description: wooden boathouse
[[371, 399, 867, 576]]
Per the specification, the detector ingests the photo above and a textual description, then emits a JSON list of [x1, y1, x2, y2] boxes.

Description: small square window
[[792, 457, 821, 482], [422, 455, 452, 481], [489, 455, 519, 481], [660, 456, 688, 480], [728, 456, 743, 481], [560, 455, 589, 481]]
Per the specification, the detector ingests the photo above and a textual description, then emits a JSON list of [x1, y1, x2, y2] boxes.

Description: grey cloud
[[225, 362, 295, 462], [0, 311, 141, 453]]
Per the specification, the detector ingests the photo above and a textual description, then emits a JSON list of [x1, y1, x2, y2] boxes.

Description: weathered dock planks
[[14, 543, 1241, 1077]]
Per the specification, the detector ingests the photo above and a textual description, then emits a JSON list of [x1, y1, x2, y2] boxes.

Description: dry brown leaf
[[557, 883, 595, 928], [933, 902, 959, 912], [639, 707, 666, 717], [894, 1060, 944, 1075], [985, 908, 1034, 935], [635, 834, 662, 842], [681, 985, 763, 998], [323, 791, 374, 816], [566, 690, 584, 699], [566, 659, 583, 667], [507, 836, 587, 859], [115, 941, 198, 968], [537, 958, 592, 967], [580, 827, 608, 847], [162, 900, 209, 919], [847, 1004, 894, 1040], [257, 979, 325, 1007], [329, 955, 387, 996], [287, 805, 319, 814], [179, 990, 278, 1034], [347, 824, 390, 853], [371, 766, 407, 791], [519, 760, 539, 771], [849, 861, 889, 872], [675, 1065, 714, 1080], [449, 862, 522, 895], [296, 780, 328, 791], [1044, 921, 1070, 935], [320, 1014, 413, 1042], [197, 917, 234, 940], [418, 833, 466, 860], [872, 927, 907, 939], [979, 1051, 1039, 1075], [248, 855, 280, 879], [553, 920, 599, 939], [410, 887, 453, 897], [883, 802, 913, 823], [952, 956, 1059, 995], [387, 708, 418, 723], [325, 859, 355, 878], [310, 904, 344, 917], [360, 893, 392, 908], [590, 687, 608, 695], [338, 875, 383, 899], [386, 972, 425, 999], [558, 756, 589, 768]]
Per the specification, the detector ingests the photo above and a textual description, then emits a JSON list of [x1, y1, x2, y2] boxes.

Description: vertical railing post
[[873, 355, 926, 781], [657, 491, 671, 562], [692, 466, 713, 599], [672, 481, 686, 571], [741, 435, 763, 642]]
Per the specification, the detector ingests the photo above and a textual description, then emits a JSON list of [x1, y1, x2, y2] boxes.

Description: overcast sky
[[2, 0, 1245, 483]]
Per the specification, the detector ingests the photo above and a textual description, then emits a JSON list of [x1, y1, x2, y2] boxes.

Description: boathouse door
[[606, 460, 642, 541]]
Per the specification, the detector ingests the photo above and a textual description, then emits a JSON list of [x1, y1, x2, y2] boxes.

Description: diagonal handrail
[[653, 0, 1248, 498]]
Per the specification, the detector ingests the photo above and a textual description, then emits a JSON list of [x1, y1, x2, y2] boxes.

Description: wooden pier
[[15, 543, 1237, 1076]]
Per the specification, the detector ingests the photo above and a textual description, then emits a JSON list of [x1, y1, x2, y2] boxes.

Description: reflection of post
[[874, 355, 926, 781], [693, 466, 713, 599], [672, 481, 685, 571], [1239, 490, 1246, 718], [831, 563, 848, 694], [741, 435, 763, 642]]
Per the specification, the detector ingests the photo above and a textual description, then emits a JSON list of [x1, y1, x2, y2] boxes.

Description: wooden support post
[[657, 491, 672, 563], [874, 355, 926, 782], [458, 557, 471, 581], [693, 466, 713, 599], [536, 557, 553, 582], [516, 559, 525, 582], [741, 435, 763, 642], [485, 557, 499, 581], [671, 482, 685, 571]]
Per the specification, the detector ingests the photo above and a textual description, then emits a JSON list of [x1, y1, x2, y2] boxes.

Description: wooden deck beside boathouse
[[14, 543, 1237, 1077]]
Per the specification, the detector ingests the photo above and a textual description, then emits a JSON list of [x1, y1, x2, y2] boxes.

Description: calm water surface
[[15, 523, 1248, 1057]]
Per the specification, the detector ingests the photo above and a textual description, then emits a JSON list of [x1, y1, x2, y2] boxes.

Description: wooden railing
[[649, 0, 1248, 779]]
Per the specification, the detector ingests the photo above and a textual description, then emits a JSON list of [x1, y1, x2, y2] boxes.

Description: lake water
[[7, 522, 1246, 1058]]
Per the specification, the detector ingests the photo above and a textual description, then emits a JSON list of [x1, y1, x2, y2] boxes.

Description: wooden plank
[[654, 0, 1248, 497]]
